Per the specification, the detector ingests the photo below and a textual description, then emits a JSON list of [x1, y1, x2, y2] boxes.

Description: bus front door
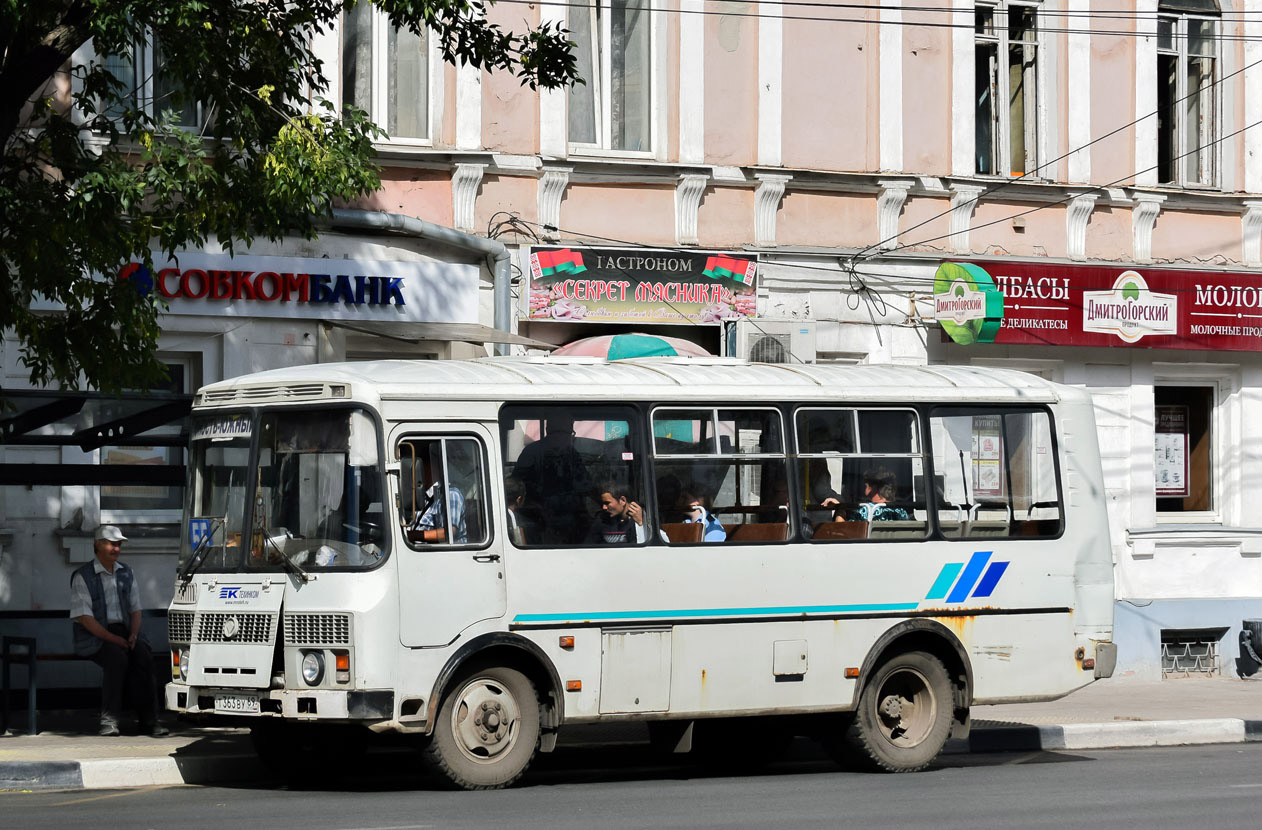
[[393, 425, 506, 647]]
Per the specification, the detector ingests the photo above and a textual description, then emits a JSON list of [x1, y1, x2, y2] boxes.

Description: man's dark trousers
[[91, 623, 158, 725]]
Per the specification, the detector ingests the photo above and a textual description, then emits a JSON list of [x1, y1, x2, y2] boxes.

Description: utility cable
[[852, 54, 1262, 262], [499, 0, 1262, 43]]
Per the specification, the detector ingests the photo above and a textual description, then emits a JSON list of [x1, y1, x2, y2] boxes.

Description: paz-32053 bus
[[165, 357, 1115, 788]]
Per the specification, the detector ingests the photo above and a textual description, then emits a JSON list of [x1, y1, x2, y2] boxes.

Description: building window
[[568, 0, 653, 152], [1154, 385, 1214, 514], [100, 360, 193, 524], [342, 3, 430, 141], [975, 2, 1039, 177], [98, 36, 207, 130], [1157, 2, 1219, 186]]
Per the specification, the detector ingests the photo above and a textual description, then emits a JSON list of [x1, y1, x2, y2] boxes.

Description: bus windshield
[[181, 413, 252, 573], [248, 407, 387, 571]]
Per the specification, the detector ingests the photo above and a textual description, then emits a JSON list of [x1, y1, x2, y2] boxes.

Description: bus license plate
[[214, 694, 260, 714]]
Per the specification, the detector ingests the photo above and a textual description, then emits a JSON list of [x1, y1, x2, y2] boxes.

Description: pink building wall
[[901, 21, 951, 175], [780, 10, 876, 172], [1088, 14, 1136, 188], [356, 2, 1260, 269], [703, 7, 758, 166]]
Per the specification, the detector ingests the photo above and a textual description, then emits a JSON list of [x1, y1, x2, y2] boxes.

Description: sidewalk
[[3, 675, 1261, 791]]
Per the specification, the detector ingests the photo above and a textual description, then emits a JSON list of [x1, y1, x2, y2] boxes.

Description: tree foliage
[[0, 0, 577, 395]]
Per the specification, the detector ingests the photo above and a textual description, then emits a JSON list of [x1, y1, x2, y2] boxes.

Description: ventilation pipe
[[324, 209, 514, 356]]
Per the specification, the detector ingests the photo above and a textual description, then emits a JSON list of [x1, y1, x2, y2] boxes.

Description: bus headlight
[[179, 649, 189, 680], [301, 651, 325, 685]]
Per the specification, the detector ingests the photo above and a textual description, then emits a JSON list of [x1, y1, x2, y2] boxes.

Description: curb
[[1, 754, 261, 791], [4, 720, 1262, 791], [966, 718, 1262, 753]]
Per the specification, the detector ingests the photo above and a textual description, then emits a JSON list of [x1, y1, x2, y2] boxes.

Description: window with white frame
[[342, 3, 430, 141], [1157, 1, 1219, 186], [568, 0, 653, 152], [98, 36, 207, 129], [1154, 384, 1214, 516], [975, 1, 1039, 177]]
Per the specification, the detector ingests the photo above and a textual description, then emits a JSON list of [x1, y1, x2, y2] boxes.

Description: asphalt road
[[6, 742, 1262, 830]]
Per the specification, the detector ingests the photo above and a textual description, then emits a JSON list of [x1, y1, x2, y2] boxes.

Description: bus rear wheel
[[831, 650, 953, 773], [423, 665, 541, 790]]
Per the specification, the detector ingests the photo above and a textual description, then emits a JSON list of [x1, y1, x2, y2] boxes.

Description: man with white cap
[[69, 525, 167, 736]]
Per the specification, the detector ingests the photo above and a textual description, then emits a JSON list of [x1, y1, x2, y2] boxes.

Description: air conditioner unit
[[730, 319, 817, 364]]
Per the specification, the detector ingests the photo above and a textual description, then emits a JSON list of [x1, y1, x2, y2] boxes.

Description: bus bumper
[[1094, 642, 1118, 679], [166, 683, 394, 720]]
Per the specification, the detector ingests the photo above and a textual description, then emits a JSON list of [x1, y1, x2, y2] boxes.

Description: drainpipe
[[324, 209, 514, 356]]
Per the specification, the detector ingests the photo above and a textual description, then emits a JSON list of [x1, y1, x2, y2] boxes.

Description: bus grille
[[168, 611, 194, 643], [285, 613, 351, 646], [196, 613, 275, 644]]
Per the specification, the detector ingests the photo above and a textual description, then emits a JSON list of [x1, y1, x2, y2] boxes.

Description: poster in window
[[972, 415, 1003, 497], [1154, 405, 1190, 498]]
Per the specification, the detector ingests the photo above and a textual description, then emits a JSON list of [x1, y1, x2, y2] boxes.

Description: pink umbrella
[[551, 332, 712, 359]]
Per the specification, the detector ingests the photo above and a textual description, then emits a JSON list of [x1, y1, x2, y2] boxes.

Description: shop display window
[[1155, 385, 1214, 514]]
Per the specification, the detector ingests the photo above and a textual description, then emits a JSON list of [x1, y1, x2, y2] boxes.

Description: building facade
[[5, 0, 1262, 684]]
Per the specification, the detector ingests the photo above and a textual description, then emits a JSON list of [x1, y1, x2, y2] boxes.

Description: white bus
[[165, 358, 1115, 788]]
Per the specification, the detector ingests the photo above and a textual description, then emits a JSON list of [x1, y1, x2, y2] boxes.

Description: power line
[[870, 113, 1262, 259], [500, 0, 1262, 43], [703, 0, 1262, 24], [516, 216, 1262, 301], [851, 54, 1262, 262]]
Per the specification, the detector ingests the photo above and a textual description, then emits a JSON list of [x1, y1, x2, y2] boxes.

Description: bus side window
[[397, 437, 490, 547], [652, 407, 789, 545], [499, 404, 647, 547], [795, 407, 927, 543], [928, 408, 1063, 540]]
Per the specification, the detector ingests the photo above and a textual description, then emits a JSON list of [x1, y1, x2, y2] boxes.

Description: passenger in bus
[[513, 415, 592, 544], [806, 458, 845, 509], [680, 490, 726, 542], [505, 477, 539, 545], [848, 467, 910, 522], [588, 481, 647, 544], [414, 480, 468, 543]]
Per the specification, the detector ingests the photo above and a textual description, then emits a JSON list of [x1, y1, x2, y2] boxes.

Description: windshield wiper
[[262, 529, 312, 583], [178, 517, 223, 585]]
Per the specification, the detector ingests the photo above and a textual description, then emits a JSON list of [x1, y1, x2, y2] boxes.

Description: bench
[[1, 637, 91, 735]]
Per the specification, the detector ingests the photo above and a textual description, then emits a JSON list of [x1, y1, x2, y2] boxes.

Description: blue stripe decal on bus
[[971, 561, 1010, 598], [924, 563, 964, 601], [513, 602, 922, 623], [945, 551, 993, 603]]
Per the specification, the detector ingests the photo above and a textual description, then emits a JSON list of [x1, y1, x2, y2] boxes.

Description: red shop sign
[[956, 260, 1262, 352]]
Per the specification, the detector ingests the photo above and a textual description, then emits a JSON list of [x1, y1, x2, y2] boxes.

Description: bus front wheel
[[423, 665, 541, 790], [831, 650, 953, 773]]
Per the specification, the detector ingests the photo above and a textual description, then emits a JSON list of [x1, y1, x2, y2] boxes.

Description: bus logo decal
[[925, 551, 1009, 604]]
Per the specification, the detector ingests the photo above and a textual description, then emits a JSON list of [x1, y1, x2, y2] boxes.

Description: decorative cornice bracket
[[1066, 191, 1099, 261], [948, 184, 985, 254], [675, 173, 709, 246], [537, 166, 572, 242], [1131, 191, 1166, 264], [876, 180, 913, 251], [754, 173, 792, 247], [1243, 201, 1262, 267], [452, 163, 486, 234]]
